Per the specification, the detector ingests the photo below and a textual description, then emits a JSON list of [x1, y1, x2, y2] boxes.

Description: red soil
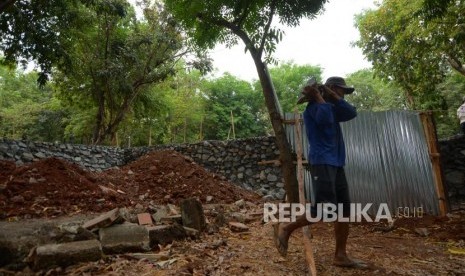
[[0, 150, 261, 220]]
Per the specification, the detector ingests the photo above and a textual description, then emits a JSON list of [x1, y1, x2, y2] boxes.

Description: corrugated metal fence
[[284, 110, 442, 216]]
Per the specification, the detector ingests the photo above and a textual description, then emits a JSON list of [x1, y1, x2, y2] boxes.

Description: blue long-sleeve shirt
[[303, 99, 357, 167]]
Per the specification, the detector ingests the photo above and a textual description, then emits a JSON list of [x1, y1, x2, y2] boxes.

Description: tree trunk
[[212, 15, 300, 202], [93, 90, 105, 144], [251, 55, 299, 203], [97, 94, 134, 143]]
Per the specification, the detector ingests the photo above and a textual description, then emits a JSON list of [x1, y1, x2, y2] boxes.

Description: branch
[[196, 13, 259, 58], [447, 55, 465, 76], [131, 48, 188, 91], [258, 2, 276, 60]]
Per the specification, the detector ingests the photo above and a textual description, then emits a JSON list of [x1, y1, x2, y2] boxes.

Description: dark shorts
[[461, 122, 465, 135], [310, 165, 351, 217]]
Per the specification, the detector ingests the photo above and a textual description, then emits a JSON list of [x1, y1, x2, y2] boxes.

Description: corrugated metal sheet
[[284, 110, 439, 215]]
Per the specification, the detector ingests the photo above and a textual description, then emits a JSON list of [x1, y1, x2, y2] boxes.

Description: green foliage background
[[1, 0, 465, 145]]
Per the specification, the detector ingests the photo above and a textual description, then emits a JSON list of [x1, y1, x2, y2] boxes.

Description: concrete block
[[33, 239, 102, 270], [181, 198, 206, 232], [82, 208, 120, 230], [146, 224, 187, 247], [99, 223, 150, 254]]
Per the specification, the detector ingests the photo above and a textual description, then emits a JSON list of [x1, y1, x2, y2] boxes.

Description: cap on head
[[324, 76, 355, 94]]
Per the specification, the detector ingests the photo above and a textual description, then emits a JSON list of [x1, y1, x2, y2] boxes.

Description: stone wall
[[1, 135, 464, 203], [0, 137, 284, 200], [438, 135, 465, 205], [0, 140, 125, 170]]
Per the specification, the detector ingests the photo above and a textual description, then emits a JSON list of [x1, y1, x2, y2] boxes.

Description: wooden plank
[[419, 112, 449, 216], [257, 159, 308, 166], [294, 109, 317, 276]]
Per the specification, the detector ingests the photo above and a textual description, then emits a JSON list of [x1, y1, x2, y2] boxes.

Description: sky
[[208, 0, 378, 82]]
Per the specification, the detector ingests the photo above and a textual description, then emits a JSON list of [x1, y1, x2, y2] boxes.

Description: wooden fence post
[[419, 112, 449, 216]]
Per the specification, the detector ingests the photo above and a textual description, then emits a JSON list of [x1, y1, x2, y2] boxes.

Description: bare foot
[[273, 223, 289, 257], [333, 256, 369, 269]]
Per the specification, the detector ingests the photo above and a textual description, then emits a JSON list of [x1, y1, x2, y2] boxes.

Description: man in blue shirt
[[273, 76, 367, 268]]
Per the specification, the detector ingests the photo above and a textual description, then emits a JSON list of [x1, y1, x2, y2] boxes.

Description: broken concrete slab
[[146, 224, 187, 247], [32, 239, 102, 270], [180, 198, 206, 232], [82, 208, 120, 230], [99, 223, 150, 254], [0, 215, 93, 269]]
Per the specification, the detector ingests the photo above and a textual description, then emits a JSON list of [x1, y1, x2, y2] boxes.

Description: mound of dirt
[[0, 150, 261, 220], [97, 150, 261, 205]]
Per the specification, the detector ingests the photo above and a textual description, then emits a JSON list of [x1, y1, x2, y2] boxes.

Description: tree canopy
[[0, 64, 66, 141], [50, 0, 209, 144], [164, 0, 327, 63], [345, 69, 406, 111], [0, 0, 95, 85], [202, 73, 267, 140], [355, 0, 465, 109]]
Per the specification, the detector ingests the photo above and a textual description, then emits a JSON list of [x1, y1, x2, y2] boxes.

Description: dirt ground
[[1, 150, 465, 275], [8, 209, 465, 276]]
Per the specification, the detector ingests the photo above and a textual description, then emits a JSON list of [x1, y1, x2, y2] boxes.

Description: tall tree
[[355, 0, 465, 109], [164, 0, 327, 202], [55, 1, 194, 144]]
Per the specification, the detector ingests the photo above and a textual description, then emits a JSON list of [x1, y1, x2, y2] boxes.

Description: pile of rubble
[[0, 149, 265, 271], [0, 197, 263, 272], [0, 150, 261, 220]]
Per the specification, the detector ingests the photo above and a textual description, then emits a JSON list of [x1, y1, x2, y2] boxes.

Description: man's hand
[[297, 84, 324, 104], [320, 85, 341, 103]]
